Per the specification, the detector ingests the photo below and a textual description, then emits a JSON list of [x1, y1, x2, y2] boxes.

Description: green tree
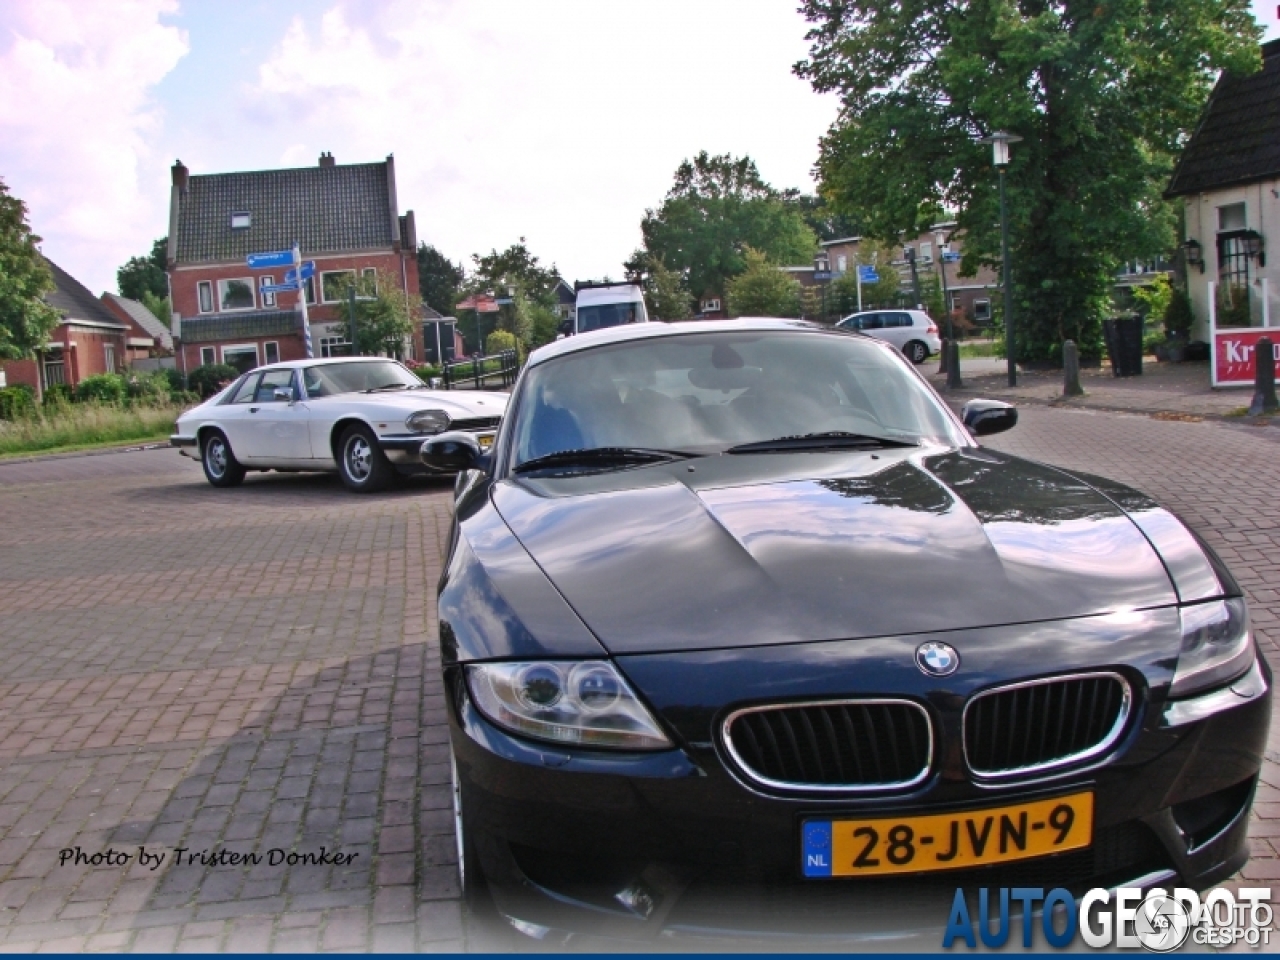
[[726, 248, 803, 317], [795, 0, 1261, 365], [623, 252, 693, 321], [466, 239, 559, 304], [639, 152, 818, 302], [416, 244, 464, 316], [0, 180, 60, 401], [117, 237, 168, 301], [348, 270, 421, 358], [784, 191, 862, 242]]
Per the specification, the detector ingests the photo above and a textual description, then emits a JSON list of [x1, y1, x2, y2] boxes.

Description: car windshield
[[509, 331, 965, 467], [577, 301, 646, 332], [301, 360, 422, 398]]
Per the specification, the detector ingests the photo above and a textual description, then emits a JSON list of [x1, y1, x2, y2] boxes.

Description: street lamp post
[[978, 131, 1022, 387], [935, 230, 953, 342]]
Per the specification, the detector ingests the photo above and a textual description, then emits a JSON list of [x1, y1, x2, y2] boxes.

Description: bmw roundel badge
[[916, 641, 960, 677]]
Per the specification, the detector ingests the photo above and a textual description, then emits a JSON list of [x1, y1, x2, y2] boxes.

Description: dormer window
[[230, 211, 251, 230]]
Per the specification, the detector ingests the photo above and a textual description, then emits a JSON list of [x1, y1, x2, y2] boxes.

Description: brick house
[[100, 293, 173, 363], [168, 153, 423, 376], [0, 260, 129, 392]]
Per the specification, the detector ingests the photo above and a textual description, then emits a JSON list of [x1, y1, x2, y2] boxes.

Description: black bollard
[[946, 339, 963, 389], [1248, 336, 1279, 416], [1063, 340, 1084, 397], [938, 338, 950, 375]]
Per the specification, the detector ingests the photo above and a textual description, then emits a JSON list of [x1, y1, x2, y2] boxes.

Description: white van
[[562, 282, 648, 337]]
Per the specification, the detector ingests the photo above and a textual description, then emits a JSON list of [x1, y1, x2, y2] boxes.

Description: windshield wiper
[[514, 447, 696, 475], [726, 431, 916, 454], [363, 382, 417, 393]]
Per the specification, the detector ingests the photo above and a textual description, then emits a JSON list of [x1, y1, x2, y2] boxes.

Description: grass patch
[[958, 341, 1000, 359], [0, 403, 182, 458]]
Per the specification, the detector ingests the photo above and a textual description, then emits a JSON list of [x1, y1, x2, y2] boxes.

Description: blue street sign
[[260, 283, 299, 295], [247, 250, 295, 269], [942, 251, 962, 263], [858, 266, 880, 283], [284, 261, 316, 283], [813, 271, 834, 282]]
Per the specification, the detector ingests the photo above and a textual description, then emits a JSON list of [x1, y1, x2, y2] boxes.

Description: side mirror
[[962, 399, 1018, 437], [421, 430, 485, 474], [558, 319, 573, 337], [273, 387, 295, 403]]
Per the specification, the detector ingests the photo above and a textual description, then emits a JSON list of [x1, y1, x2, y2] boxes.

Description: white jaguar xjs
[[170, 357, 508, 492]]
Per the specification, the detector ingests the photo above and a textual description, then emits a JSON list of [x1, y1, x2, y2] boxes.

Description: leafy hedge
[[0, 385, 36, 421], [187, 364, 241, 398], [75, 373, 128, 405]]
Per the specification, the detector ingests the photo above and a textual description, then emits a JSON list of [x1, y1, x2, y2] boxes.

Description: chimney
[[319, 151, 335, 168], [171, 159, 188, 191]]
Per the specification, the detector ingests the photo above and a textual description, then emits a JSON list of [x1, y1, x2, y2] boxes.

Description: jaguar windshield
[[301, 360, 424, 398]]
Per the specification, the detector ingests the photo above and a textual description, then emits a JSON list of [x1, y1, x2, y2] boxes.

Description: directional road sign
[[247, 250, 295, 270], [284, 261, 316, 284], [858, 266, 880, 283], [261, 283, 299, 295], [942, 251, 962, 263], [813, 271, 834, 282]]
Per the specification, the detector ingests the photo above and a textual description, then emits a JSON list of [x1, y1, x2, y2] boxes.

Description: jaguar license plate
[[802, 792, 1093, 878]]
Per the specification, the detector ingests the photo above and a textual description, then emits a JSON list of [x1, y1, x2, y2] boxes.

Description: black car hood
[[490, 447, 1179, 655]]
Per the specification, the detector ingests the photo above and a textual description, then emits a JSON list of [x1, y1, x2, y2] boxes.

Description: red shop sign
[[1213, 328, 1280, 387]]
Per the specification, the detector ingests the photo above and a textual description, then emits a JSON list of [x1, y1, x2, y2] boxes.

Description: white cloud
[[0, 0, 187, 293], [246, 0, 838, 281]]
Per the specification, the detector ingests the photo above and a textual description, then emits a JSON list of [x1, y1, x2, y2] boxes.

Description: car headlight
[[1170, 597, 1254, 698], [466, 661, 672, 751], [406, 409, 450, 434]]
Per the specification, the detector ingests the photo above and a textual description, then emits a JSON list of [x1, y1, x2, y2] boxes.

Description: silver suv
[[835, 309, 941, 364]]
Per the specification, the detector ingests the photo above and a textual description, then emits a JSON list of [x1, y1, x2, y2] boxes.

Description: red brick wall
[[178, 333, 307, 374], [0, 358, 39, 391]]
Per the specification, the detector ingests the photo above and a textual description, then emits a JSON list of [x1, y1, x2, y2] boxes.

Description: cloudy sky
[[2, 0, 1277, 297]]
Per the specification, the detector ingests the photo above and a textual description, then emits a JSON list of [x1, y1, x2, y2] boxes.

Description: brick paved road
[[0, 407, 1273, 951]]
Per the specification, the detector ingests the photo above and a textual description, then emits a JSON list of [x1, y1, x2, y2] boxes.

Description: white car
[[170, 357, 508, 492], [835, 308, 942, 364]]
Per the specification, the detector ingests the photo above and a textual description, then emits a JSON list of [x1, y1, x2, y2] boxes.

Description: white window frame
[[920, 242, 932, 263], [320, 270, 358, 303], [197, 281, 214, 314], [220, 343, 259, 371], [264, 341, 280, 365], [1218, 203, 1246, 232], [230, 211, 251, 230], [974, 299, 992, 321], [199, 346, 216, 366], [104, 342, 116, 372], [217, 278, 257, 313], [319, 336, 350, 358], [259, 275, 276, 308], [362, 267, 377, 292], [702, 298, 721, 313]]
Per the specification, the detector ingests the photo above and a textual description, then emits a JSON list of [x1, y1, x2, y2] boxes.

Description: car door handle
[[249, 407, 260, 413]]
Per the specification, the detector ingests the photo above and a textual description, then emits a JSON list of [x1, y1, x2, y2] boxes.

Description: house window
[[197, 281, 213, 314], [1218, 203, 1246, 232], [362, 268, 378, 291], [319, 336, 351, 358], [974, 299, 992, 321], [701, 298, 721, 313], [321, 270, 357, 303], [920, 242, 932, 262], [218, 278, 256, 312], [230, 212, 251, 230], [104, 343, 115, 372], [200, 346, 216, 366], [221, 344, 258, 373], [836, 255, 848, 273], [43, 348, 65, 387], [259, 275, 276, 308], [264, 342, 280, 365]]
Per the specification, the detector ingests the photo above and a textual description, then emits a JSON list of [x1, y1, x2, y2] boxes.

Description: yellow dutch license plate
[[801, 792, 1093, 878], [478, 434, 494, 450]]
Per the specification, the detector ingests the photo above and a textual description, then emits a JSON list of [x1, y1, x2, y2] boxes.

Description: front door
[[240, 369, 313, 463]]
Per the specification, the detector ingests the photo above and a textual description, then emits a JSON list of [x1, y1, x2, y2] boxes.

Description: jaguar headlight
[[406, 409, 449, 434], [465, 661, 672, 751], [1170, 597, 1253, 698]]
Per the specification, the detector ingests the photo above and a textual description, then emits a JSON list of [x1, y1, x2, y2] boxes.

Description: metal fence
[[441, 350, 519, 390]]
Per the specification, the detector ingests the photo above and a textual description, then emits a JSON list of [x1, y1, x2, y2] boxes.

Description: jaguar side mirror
[[962, 399, 1018, 437], [421, 431, 486, 474], [272, 387, 296, 404]]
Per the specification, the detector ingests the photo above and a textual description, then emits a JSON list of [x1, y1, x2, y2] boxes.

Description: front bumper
[[377, 432, 494, 468], [450, 652, 1271, 944]]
